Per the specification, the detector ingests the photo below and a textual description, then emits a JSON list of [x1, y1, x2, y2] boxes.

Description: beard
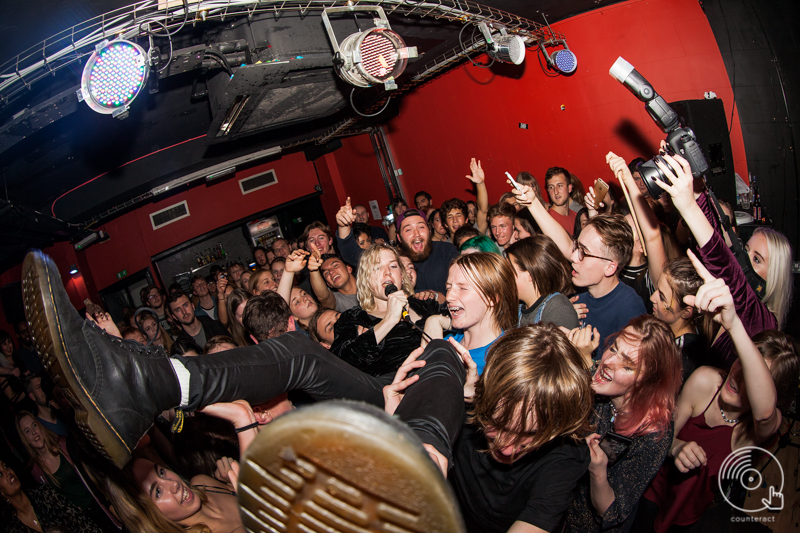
[[399, 233, 434, 262]]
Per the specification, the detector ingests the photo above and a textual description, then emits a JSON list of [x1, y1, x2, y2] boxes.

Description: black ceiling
[[0, 1, 622, 272]]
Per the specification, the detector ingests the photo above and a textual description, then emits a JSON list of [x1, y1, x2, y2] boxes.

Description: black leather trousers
[[175, 332, 466, 464]]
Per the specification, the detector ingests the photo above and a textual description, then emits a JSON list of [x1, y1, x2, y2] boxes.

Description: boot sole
[[22, 251, 131, 468], [238, 400, 465, 533]]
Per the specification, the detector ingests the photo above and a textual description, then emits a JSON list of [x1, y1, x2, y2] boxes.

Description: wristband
[[234, 421, 259, 433]]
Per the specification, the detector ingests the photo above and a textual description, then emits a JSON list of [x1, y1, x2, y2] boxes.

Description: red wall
[[374, 0, 747, 205], [332, 135, 392, 221]]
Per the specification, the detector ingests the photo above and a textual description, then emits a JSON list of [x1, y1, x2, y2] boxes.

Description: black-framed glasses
[[573, 240, 613, 262]]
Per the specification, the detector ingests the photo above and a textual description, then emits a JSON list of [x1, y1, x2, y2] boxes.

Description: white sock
[[169, 358, 191, 408]]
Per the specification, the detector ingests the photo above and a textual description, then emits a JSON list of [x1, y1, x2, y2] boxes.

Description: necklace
[[610, 403, 619, 423], [720, 406, 738, 424]]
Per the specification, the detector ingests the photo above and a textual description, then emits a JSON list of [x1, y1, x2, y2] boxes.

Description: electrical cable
[[458, 23, 494, 69], [137, 0, 190, 38], [50, 133, 207, 218], [349, 88, 392, 117], [204, 49, 234, 76], [142, 20, 174, 73], [536, 46, 559, 77]]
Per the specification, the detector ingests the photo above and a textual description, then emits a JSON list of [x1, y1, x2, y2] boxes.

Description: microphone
[[384, 284, 399, 297], [384, 284, 409, 320], [385, 284, 432, 342]]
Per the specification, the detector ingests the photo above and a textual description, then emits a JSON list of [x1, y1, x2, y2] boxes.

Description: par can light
[[338, 28, 411, 87], [79, 40, 150, 117], [551, 49, 577, 74], [322, 6, 417, 91], [540, 41, 578, 75]]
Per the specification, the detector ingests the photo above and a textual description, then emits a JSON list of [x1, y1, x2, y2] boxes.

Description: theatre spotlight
[[478, 23, 526, 65], [540, 41, 578, 74], [322, 6, 417, 90], [69, 265, 79, 275], [79, 40, 150, 119]]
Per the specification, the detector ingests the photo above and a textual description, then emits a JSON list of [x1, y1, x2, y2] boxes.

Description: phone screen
[[599, 431, 632, 466]]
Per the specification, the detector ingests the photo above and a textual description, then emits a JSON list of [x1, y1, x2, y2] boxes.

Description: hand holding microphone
[[384, 284, 409, 322], [385, 284, 432, 342]]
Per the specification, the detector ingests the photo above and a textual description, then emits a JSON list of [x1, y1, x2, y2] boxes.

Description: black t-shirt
[[415, 241, 459, 294], [449, 423, 590, 533]]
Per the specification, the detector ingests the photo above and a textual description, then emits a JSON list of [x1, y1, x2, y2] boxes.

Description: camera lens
[[636, 156, 678, 200]]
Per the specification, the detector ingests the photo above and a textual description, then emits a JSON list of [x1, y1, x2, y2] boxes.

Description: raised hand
[[584, 183, 602, 212], [216, 272, 229, 295], [307, 244, 323, 272], [285, 250, 309, 273], [386, 289, 409, 323], [510, 182, 536, 207], [466, 158, 485, 184], [560, 325, 600, 364], [336, 197, 357, 228], [653, 152, 696, 213], [86, 311, 122, 339], [605, 151, 633, 183], [383, 347, 426, 415], [683, 250, 736, 330], [214, 457, 240, 491]]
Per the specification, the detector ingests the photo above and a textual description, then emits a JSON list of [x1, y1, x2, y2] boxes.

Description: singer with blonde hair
[[329, 243, 441, 376]]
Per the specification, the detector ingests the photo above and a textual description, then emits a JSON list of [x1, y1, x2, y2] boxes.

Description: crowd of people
[[1, 150, 798, 533]]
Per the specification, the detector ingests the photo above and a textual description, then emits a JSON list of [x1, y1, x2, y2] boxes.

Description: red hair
[[605, 315, 682, 438]]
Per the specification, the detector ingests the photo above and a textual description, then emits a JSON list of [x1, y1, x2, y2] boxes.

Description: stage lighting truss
[[540, 39, 578, 74], [78, 39, 150, 119], [322, 5, 417, 90], [478, 22, 526, 65]]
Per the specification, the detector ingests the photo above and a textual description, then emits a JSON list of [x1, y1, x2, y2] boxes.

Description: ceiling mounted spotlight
[[69, 264, 79, 275], [540, 41, 578, 74], [322, 6, 417, 90], [78, 39, 150, 119], [478, 23, 526, 65]]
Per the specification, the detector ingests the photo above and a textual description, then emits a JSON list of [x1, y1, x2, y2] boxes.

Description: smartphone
[[593, 178, 610, 206], [506, 171, 522, 190], [599, 430, 633, 466], [84, 298, 104, 320]]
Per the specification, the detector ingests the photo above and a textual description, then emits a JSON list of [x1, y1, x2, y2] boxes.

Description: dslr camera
[[609, 57, 708, 199]]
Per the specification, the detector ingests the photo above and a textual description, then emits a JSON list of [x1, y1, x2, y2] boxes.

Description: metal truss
[[0, 0, 562, 106]]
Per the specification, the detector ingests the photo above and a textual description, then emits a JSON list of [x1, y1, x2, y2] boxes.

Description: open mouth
[[411, 238, 425, 252], [727, 377, 738, 394], [449, 306, 464, 320], [181, 485, 194, 504], [594, 368, 612, 384]]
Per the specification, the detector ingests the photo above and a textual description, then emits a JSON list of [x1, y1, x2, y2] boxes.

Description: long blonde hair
[[753, 227, 793, 329], [356, 243, 414, 312], [15, 411, 62, 486]]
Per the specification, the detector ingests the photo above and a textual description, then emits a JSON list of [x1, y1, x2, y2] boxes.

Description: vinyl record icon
[[718, 446, 784, 512]]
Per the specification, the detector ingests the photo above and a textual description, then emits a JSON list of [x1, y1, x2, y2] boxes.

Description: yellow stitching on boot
[[171, 410, 185, 434], [42, 255, 131, 453]]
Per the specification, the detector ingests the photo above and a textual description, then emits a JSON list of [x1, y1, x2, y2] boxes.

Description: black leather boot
[[22, 250, 180, 468]]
